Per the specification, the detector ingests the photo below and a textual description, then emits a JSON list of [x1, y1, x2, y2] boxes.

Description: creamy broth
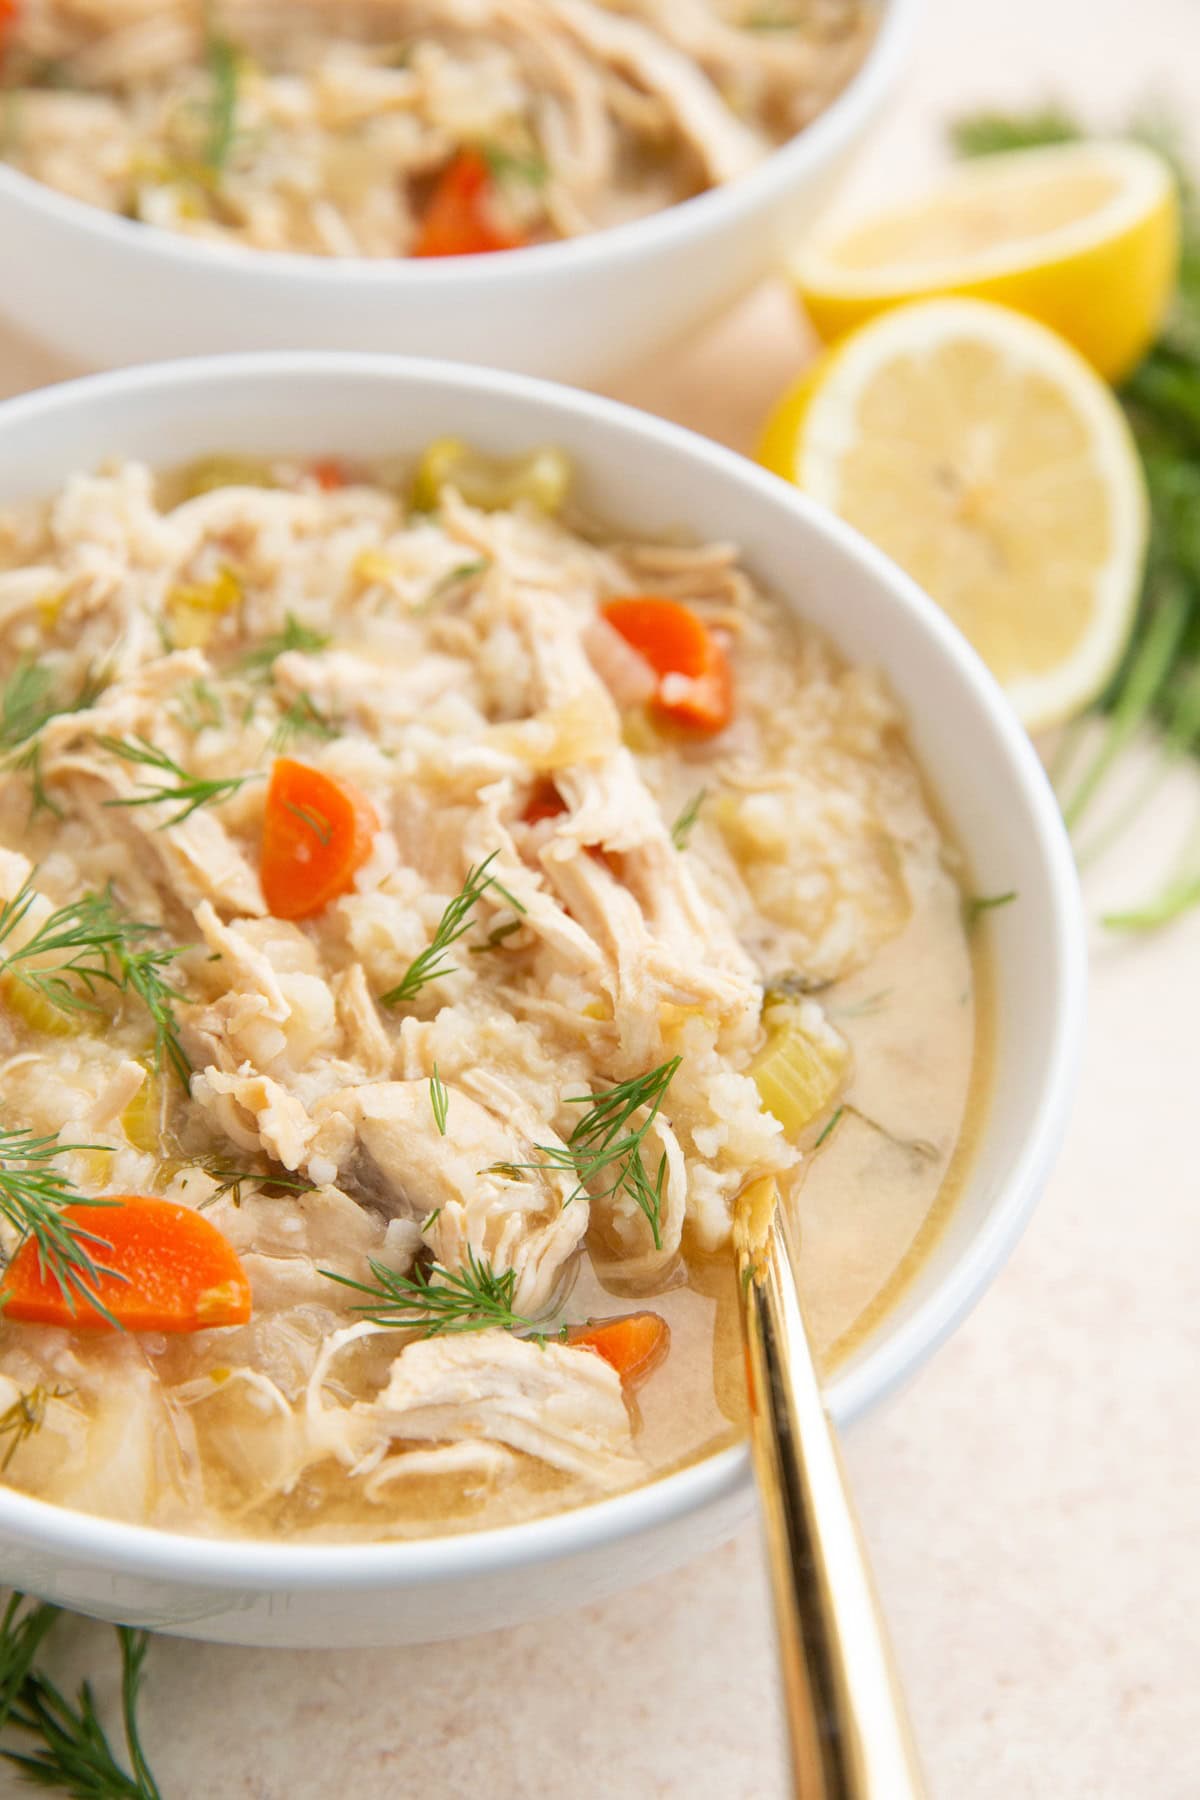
[[0, 448, 986, 1541]]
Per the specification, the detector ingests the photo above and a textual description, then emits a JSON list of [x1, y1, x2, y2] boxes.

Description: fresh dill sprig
[[0, 881, 190, 1084], [0, 1595, 59, 1737], [948, 104, 1081, 159], [380, 852, 526, 1005], [962, 890, 1018, 927], [98, 736, 254, 826], [239, 614, 331, 675], [113, 933, 191, 1089], [429, 1066, 449, 1137], [469, 918, 523, 956], [268, 690, 336, 753], [952, 105, 1200, 926], [202, 28, 239, 175], [171, 676, 225, 734], [528, 1057, 681, 1251], [281, 799, 332, 845], [428, 558, 489, 603], [1102, 866, 1200, 931], [831, 988, 892, 1020], [0, 664, 56, 752], [742, 4, 805, 28], [0, 883, 118, 1018], [0, 1599, 162, 1799], [116, 1629, 160, 1800], [0, 661, 105, 794], [13, 741, 63, 822], [0, 1385, 72, 1474], [813, 1105, 844, 1150], [322, 1245, 534, 1337], [481, 142, 549, 190], [0, 661, 104, 756], [669, 789, 706, 851], [0, 1128, 119, 1324], [197, 1163, 314, 1206]]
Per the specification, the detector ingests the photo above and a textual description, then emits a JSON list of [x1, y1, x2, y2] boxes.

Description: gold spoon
[[733, 1176, 926, 1799]]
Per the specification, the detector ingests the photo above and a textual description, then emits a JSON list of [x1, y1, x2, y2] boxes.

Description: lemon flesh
[[759, 297, 1147, 730], [793, 140, 1178, 382]]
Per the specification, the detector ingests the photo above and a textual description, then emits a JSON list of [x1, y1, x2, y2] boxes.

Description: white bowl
[[0, 353, 1085, 1647], [0, 0, 914, 381]]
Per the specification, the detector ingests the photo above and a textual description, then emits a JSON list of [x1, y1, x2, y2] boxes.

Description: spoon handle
[[737, 1209, 926, 1800]]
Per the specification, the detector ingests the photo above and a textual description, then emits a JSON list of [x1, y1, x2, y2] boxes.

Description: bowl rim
[[0, 0, 916, 285], [0, 348, 1086, 1592]]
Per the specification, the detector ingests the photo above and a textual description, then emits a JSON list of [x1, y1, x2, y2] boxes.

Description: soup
[[0, 0, 872, 257], [0, 445, 984, 1540]]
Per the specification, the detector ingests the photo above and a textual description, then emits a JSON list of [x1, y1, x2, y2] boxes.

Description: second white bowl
[[0, 0, 913, 380]]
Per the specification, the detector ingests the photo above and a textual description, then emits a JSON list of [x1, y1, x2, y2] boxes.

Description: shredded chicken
[[365, 1330, 639, 1487], [307, 1078, 586, 1314]]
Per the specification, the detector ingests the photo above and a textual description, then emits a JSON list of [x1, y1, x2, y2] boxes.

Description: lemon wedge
[[792, 140, 1178, 381], [759, 297, 1148, 729]]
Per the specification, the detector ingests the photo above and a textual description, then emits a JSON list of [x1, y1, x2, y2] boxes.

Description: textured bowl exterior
[[0, 0, 915, 380], [0, 354, 1086, 1645]]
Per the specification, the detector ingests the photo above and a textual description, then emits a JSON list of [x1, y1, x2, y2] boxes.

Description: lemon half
[[793, 140, 1178, 381], [759, 297, 1148, 730]]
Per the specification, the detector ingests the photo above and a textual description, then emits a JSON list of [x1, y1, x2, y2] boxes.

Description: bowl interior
[[0, 354, 1085, 1578]]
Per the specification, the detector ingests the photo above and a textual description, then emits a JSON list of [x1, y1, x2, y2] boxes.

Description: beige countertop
[[1, 0, 1198, 1793]]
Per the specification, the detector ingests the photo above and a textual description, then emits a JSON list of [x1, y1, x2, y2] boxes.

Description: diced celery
[[412, 439, 571, 514], [750, 1002, 848, 1140], [621, 709, 663, 755], [352, 548, 400, 586], [179, 456, 277, 499], [2, 976, 75, 1037], [36, 588, 68, 630], [166, 565, 242, 648], [120, 1068, 162, 1155]]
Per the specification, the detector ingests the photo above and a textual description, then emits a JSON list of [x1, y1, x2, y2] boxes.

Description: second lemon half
[[792, 139, 1178, 382]]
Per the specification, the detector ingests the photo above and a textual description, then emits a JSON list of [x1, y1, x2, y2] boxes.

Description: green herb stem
[[1059, 578, 1191, 830], [99, 736, 253, 827], [322, 1245, 533, 1336], [380, 852, 525, 1005]]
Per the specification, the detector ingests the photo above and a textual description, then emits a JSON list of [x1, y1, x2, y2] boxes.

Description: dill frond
[[0, 1598, 162, 1798], [429, 1066, 449, 1136], [0, 880, 190, 1085], [238, 614, 331, 675], [98, 735, 254, 827], [322, 1245, 533, 1337], [669, 788, 706, 851], [380, 852, 526, 1005], [518, 1057, 681, 1251]]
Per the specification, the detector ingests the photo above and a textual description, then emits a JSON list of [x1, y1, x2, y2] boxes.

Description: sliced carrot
[[600, 596, 733, 735], [0, 0, 16, 46], [311, 458, 350, 491], [568, 1311, 670, 1389], [0, 1196, 251, 1333], [411, 150, 526, 259], [522, 779, 567, 826], [261, 758, 379, 921]]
